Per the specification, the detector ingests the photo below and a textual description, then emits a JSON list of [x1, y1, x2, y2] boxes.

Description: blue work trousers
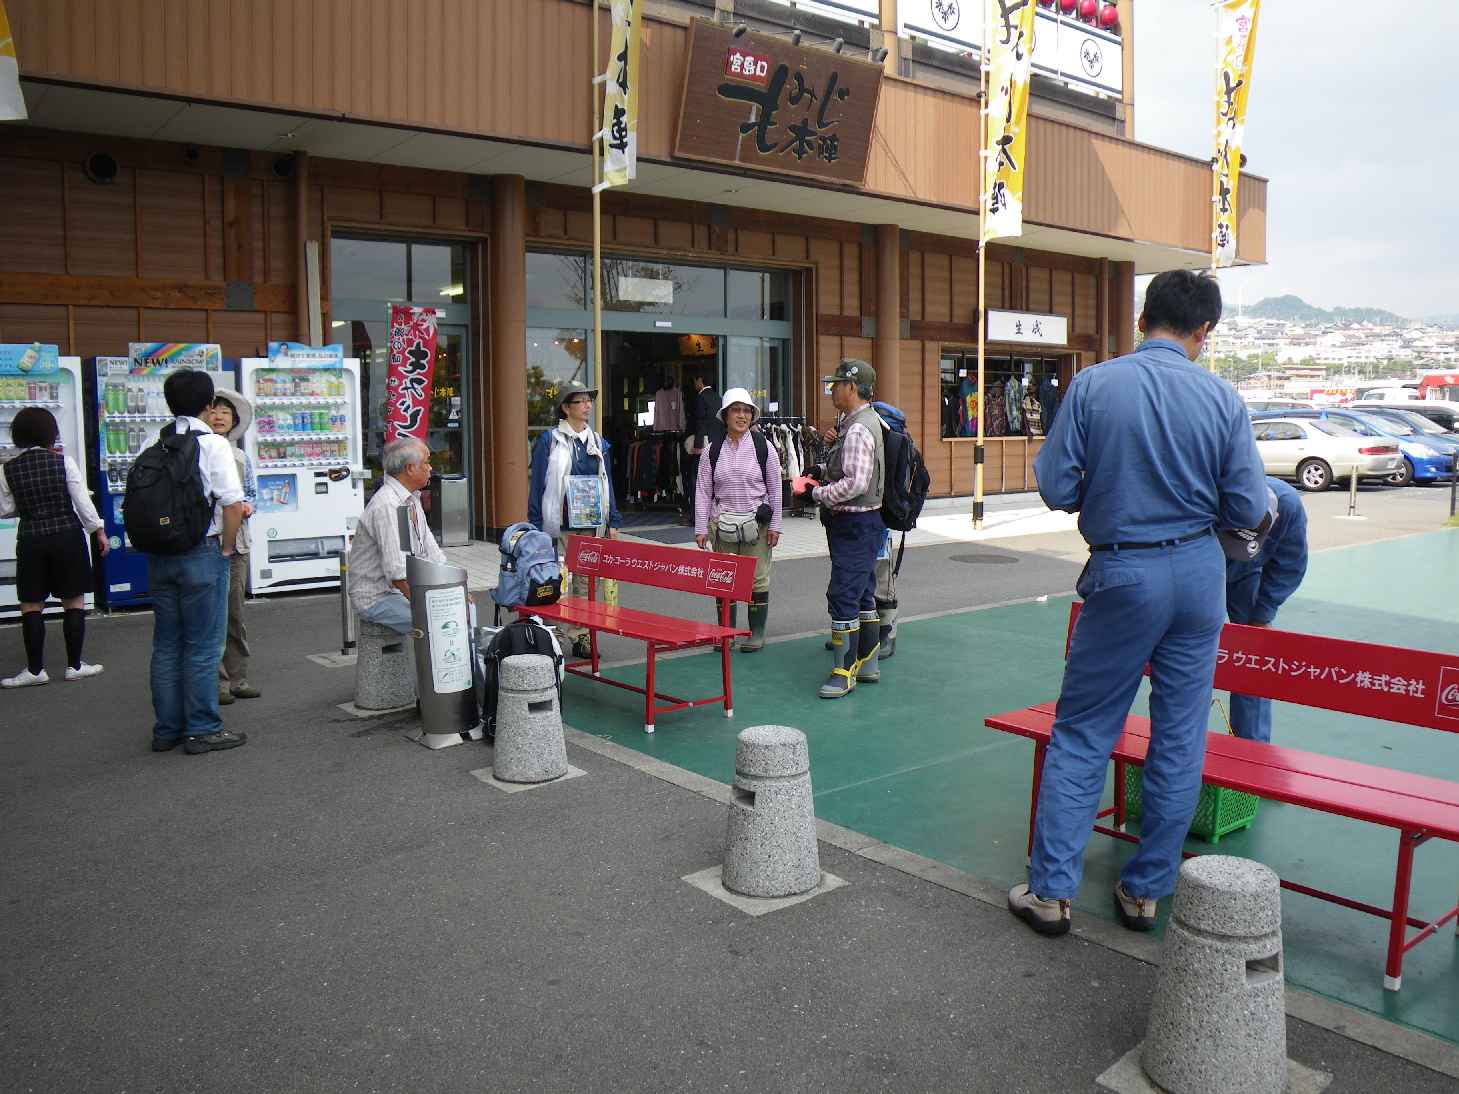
[[149, 537, 231, 743], [1225, 567, 1272, 742], [824, 510, 884, 621], [1030, 533, 1227, 901]]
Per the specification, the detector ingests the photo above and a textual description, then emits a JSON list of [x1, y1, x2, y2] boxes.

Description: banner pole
[[591, 0, 605, 436], [1208, 6, 1224, 375], [974, 0, 991, 530]]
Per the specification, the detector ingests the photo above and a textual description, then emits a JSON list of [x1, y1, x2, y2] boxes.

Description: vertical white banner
[[601, 0, 642, 188]]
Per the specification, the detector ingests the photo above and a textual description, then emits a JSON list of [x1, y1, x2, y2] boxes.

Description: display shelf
[[256, 432, 351, 442], [0, 400, 63, 409], [254, 395, 348, 406], [256, 457, 355, 469], [99, 413, 170, 422]]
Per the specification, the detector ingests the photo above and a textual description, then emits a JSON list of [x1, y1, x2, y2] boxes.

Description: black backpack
[[879, 418, 931, 534], [477, 618, 564, 744], [123, 424, 214, 555]]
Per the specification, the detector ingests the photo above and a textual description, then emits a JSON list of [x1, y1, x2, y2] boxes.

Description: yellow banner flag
[[1213, 0, 1260, 266], [0, 0, 27, 121], [982, 0, 1037, 242], [600, 0, 642, 190]]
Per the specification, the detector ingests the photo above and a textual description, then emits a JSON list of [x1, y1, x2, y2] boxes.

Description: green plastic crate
[[1121, 765, 1258, 844]]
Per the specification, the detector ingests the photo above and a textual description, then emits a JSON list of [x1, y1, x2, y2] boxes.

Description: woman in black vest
[[0, 407, 109, 687]]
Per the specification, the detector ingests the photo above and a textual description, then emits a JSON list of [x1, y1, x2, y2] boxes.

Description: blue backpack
[[491, 522, 563, 613]]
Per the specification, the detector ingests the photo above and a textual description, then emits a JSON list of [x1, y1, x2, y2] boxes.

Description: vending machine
[[94, 344, 234, 608], [239, 346, 365, 595], [0, 346, 93, 618]]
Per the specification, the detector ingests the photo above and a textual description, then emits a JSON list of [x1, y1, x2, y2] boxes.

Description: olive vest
[[825, 403, 885, 510]]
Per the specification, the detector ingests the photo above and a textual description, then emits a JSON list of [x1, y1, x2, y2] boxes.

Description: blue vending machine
[[94, 344, 235, 608]]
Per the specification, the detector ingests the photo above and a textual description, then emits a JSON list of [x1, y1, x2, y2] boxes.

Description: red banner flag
[[384, 305, 438, 442]]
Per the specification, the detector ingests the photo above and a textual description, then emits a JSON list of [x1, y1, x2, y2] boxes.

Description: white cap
[[718, 387, 759, 423]]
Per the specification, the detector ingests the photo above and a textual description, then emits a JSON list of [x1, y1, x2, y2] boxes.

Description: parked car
[[1351, 384, 1421, 402], [1252, 408, 1458, 486], [1349, 398, 1459, 433], [1243, 398, 1317, 413], [1249, 416, 1402, 491]]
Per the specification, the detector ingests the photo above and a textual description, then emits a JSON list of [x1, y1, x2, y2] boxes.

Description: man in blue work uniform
[[1222, 477, 1308, 742], [1008, 270, 1268, 937]]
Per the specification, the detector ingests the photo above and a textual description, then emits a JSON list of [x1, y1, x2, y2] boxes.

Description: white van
[[1349, 399, 1459, 432], [1351, 384, 1421, 403]]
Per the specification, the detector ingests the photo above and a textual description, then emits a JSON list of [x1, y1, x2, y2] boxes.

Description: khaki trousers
[[708, 528, 773, 593], [218, 551, 250, 684]]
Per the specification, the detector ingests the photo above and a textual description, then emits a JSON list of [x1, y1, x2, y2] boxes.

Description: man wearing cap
[[796, 359, 886, 700], [528, 379, 622, 659], [1222, 477, 1307, 742], [1007, 270, 1267, 939]]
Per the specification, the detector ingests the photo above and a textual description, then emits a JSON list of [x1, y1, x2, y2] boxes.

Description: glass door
[[431, 325, 469, 479]]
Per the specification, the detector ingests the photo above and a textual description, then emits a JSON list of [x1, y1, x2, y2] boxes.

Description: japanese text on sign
[[384, 305, 438, 443], [600, 0, 642, 189], [724, 47, 771, 85], [1212, 0, 1260, 266]]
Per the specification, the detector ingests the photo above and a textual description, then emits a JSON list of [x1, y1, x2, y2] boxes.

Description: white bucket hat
[[211, 388, 254, 442], [718, 387, 760, 423]]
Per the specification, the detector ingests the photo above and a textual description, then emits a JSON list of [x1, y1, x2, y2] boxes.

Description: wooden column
[[875, 223, 901, 408], [294, 151, 311, 340], [1113, 260, 1136, 356], [489, 174, 529, 532]]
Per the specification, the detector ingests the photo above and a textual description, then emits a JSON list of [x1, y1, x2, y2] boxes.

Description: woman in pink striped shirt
[[694, 387, 781, 652]]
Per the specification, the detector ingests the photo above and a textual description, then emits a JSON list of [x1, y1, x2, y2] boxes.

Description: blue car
[[1251, 408, 1459, 486]]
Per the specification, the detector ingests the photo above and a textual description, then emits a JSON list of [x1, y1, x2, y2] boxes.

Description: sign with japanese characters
[[986, 310, 1067, 346], [128, 343, 223, 371], [567, 535, 756, 602], [600, 0, 642, 189], [673, 19, 884, 187], [267, 342, 344, 368], [384, 305, 438, 443], [1213, 0, 1260, 267], [982, 0, 1037, 241]]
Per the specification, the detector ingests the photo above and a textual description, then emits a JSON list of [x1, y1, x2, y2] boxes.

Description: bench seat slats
[[531, 598, 747, 646]]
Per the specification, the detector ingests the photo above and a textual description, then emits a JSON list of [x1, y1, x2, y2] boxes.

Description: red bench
[[519, 535, 755, 734], [986, 602, 1459, 991]]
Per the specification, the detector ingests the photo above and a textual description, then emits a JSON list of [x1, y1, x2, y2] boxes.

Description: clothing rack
[[757, 415, 816, 520]]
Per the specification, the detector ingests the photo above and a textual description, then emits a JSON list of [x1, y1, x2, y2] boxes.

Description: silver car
[[1251, 417, 1403, 491]]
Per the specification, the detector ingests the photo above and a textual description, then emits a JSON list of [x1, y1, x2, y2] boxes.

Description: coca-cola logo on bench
[[577, 546, 601, 570], [1437, 667, 1459, 722], [706, 561, 740, 592]]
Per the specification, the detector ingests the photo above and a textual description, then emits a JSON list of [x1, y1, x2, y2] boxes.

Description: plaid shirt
[[695, 431, 783, 536], [813, 421, 878, 512], [0, 448, 102, 538]]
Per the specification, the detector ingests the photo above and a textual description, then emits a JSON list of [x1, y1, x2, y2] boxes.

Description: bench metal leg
[[590, 628, 600, 677], [644, 644, 656, 734], [1384, 829, 1419, 991], [1113, 758, 1127, 832], [722, 636, 733, 718], [1026, 740, 1047, 864]]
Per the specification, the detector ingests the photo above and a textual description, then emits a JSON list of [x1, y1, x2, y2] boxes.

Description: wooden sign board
[[673, 19, 884, 187]]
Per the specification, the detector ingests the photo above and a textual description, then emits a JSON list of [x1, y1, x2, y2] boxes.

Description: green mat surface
[[562, 529, 1459, 1044]]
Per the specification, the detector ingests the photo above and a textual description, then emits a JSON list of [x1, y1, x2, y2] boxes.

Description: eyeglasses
[[565, 397, 593, 406]]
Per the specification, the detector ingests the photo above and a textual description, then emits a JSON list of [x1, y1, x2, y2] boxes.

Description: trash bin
[[406, 553, 480, 748], [428, 473, 471, 547]]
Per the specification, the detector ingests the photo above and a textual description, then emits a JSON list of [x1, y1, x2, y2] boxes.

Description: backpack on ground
[[123, 423, 214, 555], [476, 617, 564, 744], [491, 521, 562, 616]]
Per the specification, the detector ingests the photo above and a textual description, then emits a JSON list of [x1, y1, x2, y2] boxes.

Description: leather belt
[[1089, 528, 1211, 552]]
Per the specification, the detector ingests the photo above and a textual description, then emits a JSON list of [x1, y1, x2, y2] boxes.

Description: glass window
[[527, 329, 591, 439], [429, 329, 466, 477], [412, 243, 466, 304], [527, 252, 588, 311], [725, 336, 790, 415], [603, 259, 725, 316], [331, 239, 407, 304], [727, 270, 766, 320], [341, 319, 390, 487], [938, 351, 1063, 439], [1311, 418, 1362, 437]]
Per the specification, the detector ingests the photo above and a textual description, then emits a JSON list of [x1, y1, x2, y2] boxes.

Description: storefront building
[[0, 0, 1266, 538]]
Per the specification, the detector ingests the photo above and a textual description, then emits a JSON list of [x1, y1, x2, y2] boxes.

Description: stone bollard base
[[721, 725, 821, 899]]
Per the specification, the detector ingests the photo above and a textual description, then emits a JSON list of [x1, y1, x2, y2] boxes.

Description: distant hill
[[1424, 313, 1459, 328], [1245, 295, 1409, 326]]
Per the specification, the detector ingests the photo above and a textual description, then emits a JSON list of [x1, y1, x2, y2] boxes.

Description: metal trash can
[[428, 473, 471, 547], [406, 553, 480, 749]]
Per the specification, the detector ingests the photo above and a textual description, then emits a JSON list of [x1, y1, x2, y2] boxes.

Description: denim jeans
[[149, 537, 230, 743], [358, 589, 413, 634], [823, 510, 885, 621]]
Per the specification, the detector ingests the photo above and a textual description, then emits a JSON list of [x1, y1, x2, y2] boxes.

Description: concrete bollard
[[1142, 856, 1286, 1094], [355, 620, 417, 710], [722, 725, 820, 898], [491, 654, 569, 784]]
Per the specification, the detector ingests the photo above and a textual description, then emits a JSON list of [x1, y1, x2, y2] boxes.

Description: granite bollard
[[1142, 856, 1286, 1094], [722, 725, 820, 898], [354, 619, 417, 710], [491, 654, 568, 784]]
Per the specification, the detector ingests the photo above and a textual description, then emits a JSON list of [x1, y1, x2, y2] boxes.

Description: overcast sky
[[1134, 0, 1459, 319]]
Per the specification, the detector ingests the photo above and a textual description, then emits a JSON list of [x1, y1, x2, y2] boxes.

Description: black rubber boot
[[877, 598, 897, 661], [739, 592, 768, 652], [819, 622, 859, 699], [854, 610, 881, 683]]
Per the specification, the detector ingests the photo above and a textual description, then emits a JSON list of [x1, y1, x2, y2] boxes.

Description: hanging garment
[[1039, 378, 1061, 432], [958, 378, 979, 437], [1023, 394, 1044, 437], [1004, 377, 1023, 432], [985, 386, 1009, 437], [653, 387, 685, 432]]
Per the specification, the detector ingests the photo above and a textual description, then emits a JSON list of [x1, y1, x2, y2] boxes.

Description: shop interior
[[939, 351, 1075, 439]]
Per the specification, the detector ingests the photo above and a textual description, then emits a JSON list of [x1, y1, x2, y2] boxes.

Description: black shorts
[[16, 528, 93, 603]]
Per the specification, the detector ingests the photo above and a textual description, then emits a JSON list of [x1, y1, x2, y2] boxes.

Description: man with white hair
[[348, 437, 447, 634]]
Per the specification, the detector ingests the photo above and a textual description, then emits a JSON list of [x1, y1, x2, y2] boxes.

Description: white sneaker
[[65, 662, 104, 681], [2, 668, 50, 688]]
